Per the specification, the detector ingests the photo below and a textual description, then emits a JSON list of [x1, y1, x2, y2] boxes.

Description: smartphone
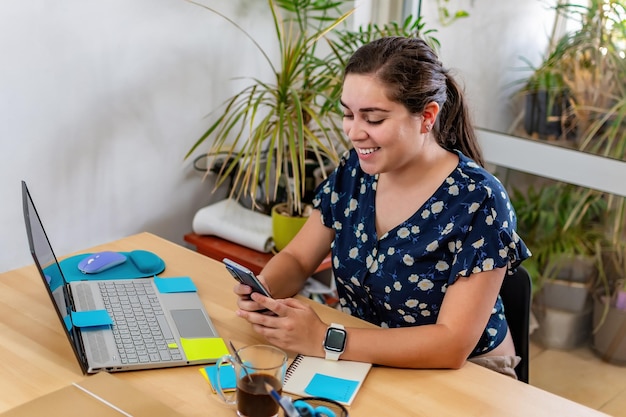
[[223, 258, 272, 297]]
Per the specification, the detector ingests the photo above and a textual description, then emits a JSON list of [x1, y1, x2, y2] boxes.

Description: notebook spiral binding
[[284, 354, 304, 382]]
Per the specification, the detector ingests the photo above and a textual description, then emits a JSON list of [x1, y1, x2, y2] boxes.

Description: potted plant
[[185, 0, 442, 250], [512, 0, 626, 144], [511, 182, 606, 290], [184, 0, 353, 250], [510, 181, 606, 349], [520, 58, 571, 140]]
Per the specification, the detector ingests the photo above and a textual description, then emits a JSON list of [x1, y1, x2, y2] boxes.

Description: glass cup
[[215, 344, 288, 417]]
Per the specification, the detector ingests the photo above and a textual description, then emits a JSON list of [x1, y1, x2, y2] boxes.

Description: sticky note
[[203, 363, 237, 392], [304, 373, 358, 403], [180, 337, 229, 361], [154, 276, 197, 293], [70, 310, 114, 328]]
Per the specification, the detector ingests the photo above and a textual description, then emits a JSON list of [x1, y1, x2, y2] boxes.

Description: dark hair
[[344, 36, 484, 166]]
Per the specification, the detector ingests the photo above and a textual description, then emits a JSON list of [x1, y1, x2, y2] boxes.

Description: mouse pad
[[60, 250, 166, 282]]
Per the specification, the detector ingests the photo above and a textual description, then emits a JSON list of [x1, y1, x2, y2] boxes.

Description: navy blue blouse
[[313, 149, 531, 356]]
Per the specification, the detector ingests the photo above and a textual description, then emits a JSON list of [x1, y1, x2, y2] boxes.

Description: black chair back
[[499, 266, 532, 383]]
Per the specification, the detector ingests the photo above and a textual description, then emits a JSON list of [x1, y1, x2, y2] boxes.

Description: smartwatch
[[323, 323, 347, 360]]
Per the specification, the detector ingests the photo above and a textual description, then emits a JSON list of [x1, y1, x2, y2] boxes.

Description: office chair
[[499, 265, 532, 383]]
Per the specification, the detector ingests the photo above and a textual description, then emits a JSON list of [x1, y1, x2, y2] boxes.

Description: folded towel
[[192, 198, 274, 252]]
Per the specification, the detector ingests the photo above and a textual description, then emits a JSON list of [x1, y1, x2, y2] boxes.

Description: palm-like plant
[[185, 0, 353, 217]]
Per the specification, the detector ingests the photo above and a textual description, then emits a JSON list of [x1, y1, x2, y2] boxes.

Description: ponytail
[[437, 72, 484, 167]]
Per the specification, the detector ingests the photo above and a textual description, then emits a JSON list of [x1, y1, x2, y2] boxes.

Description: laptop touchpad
[[170, 309, 215, 338]]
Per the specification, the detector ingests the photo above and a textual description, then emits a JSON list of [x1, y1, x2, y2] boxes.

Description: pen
[[264, 382, 301, 417]]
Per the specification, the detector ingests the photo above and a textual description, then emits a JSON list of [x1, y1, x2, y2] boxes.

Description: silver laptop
[[22, 180, 223, 374]]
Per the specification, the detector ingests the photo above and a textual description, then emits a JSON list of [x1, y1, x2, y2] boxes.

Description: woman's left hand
[[236, 293, 327, 357]]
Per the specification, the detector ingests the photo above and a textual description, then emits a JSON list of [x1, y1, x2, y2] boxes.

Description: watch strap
[[325, 350, 342, 360]]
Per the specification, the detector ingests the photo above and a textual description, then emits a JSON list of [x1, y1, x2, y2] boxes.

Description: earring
[[425, 124, 432, 133]]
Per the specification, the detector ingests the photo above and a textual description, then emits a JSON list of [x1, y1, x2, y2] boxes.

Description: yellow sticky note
[[180, 337, 229, 361], [198, 367, 218, 394]]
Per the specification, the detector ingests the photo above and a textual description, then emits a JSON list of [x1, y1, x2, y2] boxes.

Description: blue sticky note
[[304, 373, 358, 403], [205, 364, 237, 391], [70, 309, 113, 328], [154, 276, 197, 293]]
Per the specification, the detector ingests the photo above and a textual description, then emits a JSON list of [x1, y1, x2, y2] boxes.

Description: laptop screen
[[21, 181, 87, 372]]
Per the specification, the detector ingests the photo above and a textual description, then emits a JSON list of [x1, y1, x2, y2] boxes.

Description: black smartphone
[[223, 258, 272, 297]]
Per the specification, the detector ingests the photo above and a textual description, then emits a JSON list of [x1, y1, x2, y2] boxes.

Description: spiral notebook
[[282, 354, 372, 406]]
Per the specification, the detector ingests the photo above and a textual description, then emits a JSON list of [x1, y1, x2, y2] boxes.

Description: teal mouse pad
[[60, 250, 166, 282]]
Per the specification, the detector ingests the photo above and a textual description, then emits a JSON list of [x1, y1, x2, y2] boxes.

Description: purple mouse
[[78, 251, 127, 274]]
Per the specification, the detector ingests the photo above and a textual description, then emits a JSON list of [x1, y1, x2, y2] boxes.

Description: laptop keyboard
[[97, 281, 183, 364]]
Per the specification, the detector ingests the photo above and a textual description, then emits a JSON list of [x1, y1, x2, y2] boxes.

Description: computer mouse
[[78, 251, 127, 274]]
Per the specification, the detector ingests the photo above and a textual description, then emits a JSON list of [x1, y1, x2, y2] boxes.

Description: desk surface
[[0, 233, 609, 416]]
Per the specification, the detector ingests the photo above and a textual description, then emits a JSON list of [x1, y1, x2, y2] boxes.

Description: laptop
[[21, 180, 223, 374]]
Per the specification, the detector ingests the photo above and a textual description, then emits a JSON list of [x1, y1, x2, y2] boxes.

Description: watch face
[[325, 327, 347, 352]]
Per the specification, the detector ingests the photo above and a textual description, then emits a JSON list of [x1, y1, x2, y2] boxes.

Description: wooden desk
[[184, 233, 332, 275], [0, 233, 609, 417]]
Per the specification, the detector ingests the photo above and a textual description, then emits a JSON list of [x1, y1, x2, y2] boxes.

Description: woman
[[234, 36, 530, 378]]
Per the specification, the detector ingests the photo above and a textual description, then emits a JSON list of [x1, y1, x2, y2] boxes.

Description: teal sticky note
[[205, 363, 237, 391], [70, 310, 113, 327], [154, 276, 197, 293], [304, 373, 358, 403]]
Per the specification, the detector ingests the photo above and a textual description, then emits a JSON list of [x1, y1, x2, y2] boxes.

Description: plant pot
[[592, 295, 626, 365], [533, 254, 595, 312], [523, 90, 570, 139], [534, 280, 591, 313], [548, 254, 597, 284], [271, 203, 308, 252], [532, 302, 593, 350]]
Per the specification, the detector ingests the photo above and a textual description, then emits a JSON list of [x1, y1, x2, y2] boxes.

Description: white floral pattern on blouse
[[313, 149, 531, 356]]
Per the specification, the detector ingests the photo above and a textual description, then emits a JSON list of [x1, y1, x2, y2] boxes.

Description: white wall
[[0, 0, 556, 273], [0, 0, 276, 272]]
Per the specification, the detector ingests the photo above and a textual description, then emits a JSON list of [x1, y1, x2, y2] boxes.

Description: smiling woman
[[231, 36, 531, 381]]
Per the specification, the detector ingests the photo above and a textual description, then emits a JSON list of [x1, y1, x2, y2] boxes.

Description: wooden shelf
[[183, 233, 332, 275]]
